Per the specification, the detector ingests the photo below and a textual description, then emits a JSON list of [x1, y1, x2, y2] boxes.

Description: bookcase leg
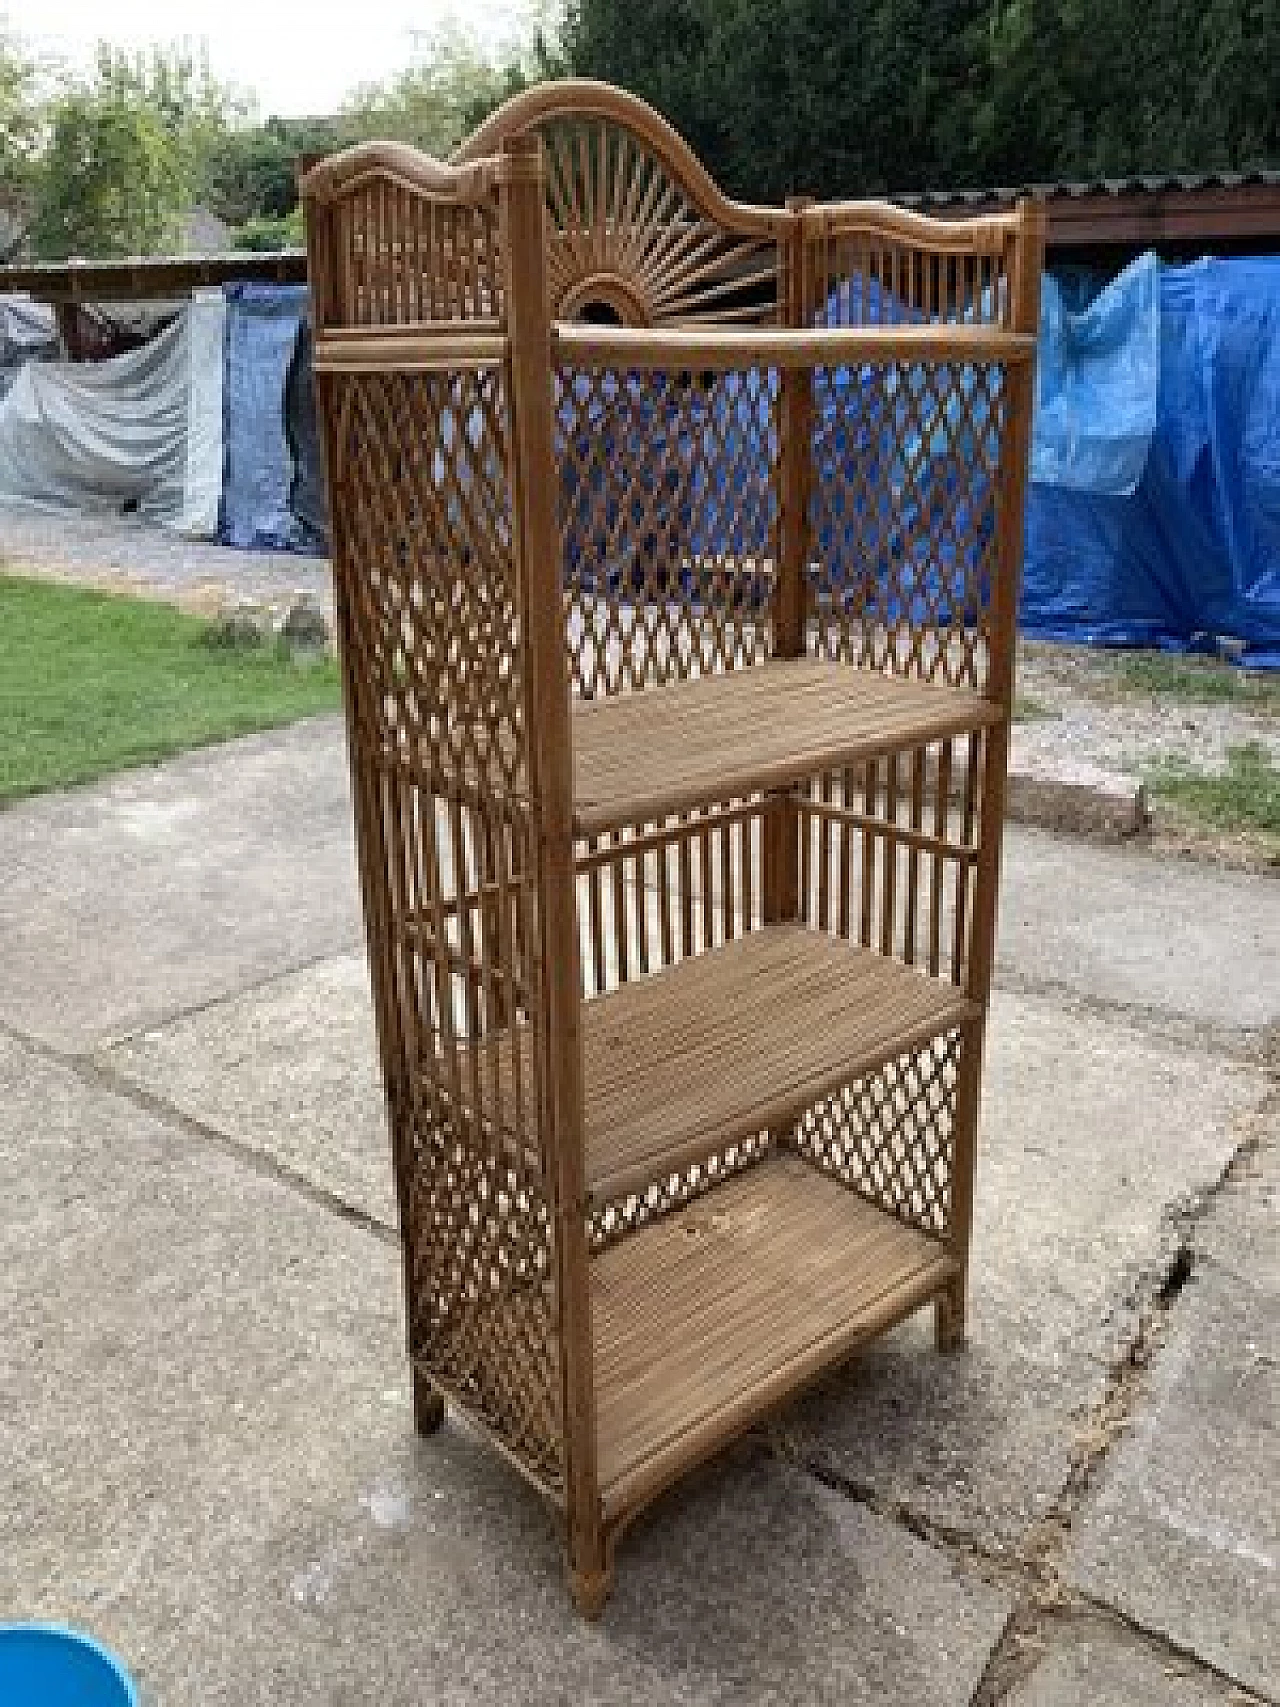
[[934, 1272, 967, 1353], [568, 1533, 615, 1621], [412, 1367, 446, 1435]]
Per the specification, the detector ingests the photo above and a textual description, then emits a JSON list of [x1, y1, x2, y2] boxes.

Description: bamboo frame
[[303, 81, 1042, 1618]]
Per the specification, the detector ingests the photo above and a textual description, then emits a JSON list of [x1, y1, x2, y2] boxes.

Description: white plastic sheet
[[0, 293, 225, 536], [179, 290, 226, 537]]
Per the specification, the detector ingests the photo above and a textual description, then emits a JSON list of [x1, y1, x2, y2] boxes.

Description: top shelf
[[553, 321, 1037, 370], [572, 659, 1001, 837]]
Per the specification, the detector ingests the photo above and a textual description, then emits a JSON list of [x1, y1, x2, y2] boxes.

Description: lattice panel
[[558, 364, 778, 696], [407, 1088, 562, 1482], [329, 364, 526, 795], [808, 357, 1008, 690], [532, 118, 781, 326], [330, 181, 503, 326], [325, 354, 565, 1483], [792, 1030, 963, 1237], [374, 782, 560, 1479], [589, 1133, 772, 1252]]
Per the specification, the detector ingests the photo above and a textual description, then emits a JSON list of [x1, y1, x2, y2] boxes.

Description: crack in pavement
[[967, 1095, 1279, 1706], [84, 1051, 401, 1245], [97, 938, 366, 1051], [765, 1089, 1277, 1706]]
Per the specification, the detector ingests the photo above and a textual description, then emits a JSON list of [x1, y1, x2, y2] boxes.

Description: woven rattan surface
[[572, 658, 1000, 836], [457, 922, 976, 1206], [592, 1152, 956, 1519]]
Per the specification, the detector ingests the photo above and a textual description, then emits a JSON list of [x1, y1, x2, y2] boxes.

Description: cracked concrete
[[2, 1028, 1017, 1705], [1064, 1137, 1279, 1700], [781, 988, 1266, 1555], [2, 719, 1277, 1704], [1005, 1610, 1269, 1705]]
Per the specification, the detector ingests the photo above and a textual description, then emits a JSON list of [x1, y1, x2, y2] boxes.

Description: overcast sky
[[6, 0, 541, 118]]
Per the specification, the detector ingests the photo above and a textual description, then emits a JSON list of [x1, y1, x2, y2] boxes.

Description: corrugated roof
[[897, 168, 1280, 209]]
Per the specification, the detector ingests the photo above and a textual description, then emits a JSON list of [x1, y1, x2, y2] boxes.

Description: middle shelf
[[457, 922, 977, 1208], [571, 657, 1002, 837]]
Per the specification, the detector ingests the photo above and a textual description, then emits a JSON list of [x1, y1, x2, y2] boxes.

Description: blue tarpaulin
[[219, 260, 1280, 666], [1024, 255, 1280, 665], [219, 283, 320, 552], [1031, 253, 1159, 495]]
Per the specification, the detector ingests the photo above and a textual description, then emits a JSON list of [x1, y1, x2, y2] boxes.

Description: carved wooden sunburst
[[457, 87, 786, 328], [535, 119, 779, 325]]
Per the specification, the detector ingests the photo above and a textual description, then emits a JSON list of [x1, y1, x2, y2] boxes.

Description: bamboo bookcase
[[301, 81, 1043, 1616]]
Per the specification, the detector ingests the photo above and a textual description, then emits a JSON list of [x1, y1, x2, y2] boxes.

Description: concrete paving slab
[[781, 991, 1269, 1555], [1065, 1147, 1279, 1700], [1200, 1135, 1280, 1292], [1007, 1614, 1258, 1706], [0, 717, 361, 1052], [109, 950, 395, 1226], [1, 1032, 1013, 1706], [997, 829, 1280, 1037]]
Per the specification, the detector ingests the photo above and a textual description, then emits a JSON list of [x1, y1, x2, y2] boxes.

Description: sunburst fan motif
[[534, 118, 780, 325], [457, 102, 780, 327]]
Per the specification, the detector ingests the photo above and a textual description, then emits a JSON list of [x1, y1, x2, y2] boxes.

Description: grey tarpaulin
[[0, 290, 225, 535], [0, 295, 59, 399]]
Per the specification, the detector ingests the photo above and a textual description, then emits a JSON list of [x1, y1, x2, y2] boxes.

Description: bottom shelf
[[591, 1152, 955, 1521]]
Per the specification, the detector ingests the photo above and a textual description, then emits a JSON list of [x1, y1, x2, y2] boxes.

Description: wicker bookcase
[[301, 81, 1043, 1617]]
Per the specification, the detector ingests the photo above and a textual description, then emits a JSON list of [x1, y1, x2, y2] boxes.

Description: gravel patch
[[0, 500, 331, 619], [1017, 643, 1280, 780]]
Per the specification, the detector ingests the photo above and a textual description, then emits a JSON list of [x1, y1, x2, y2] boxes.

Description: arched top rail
[[454, 77, 788, 241], [299, 141, 505, 206], [807, 199, 1025, 253]]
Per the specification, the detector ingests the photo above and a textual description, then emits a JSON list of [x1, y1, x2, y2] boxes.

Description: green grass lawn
[[0, 574, 342, 803], [1146, 741, 1280, 836], [1117, 651, 1280, 711]]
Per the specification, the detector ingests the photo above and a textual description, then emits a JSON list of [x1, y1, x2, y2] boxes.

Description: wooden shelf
[[572, 658, 1002, 837], [459, 923, 976, 1207], [592, 1152, 956, 1520]]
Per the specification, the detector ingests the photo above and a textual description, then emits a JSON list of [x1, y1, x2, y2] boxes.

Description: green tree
[[199, 115, 348, 230], [229, 207, 305, 251], [29, 45, 240, 261], [199, 27, 551, 250], [0, 27, 39, 252], [561, 0, 1280, 199], [342, 27, 524, 156]]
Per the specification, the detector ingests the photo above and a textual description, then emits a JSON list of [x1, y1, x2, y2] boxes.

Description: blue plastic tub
[[0, 1624, 139, 1705]]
